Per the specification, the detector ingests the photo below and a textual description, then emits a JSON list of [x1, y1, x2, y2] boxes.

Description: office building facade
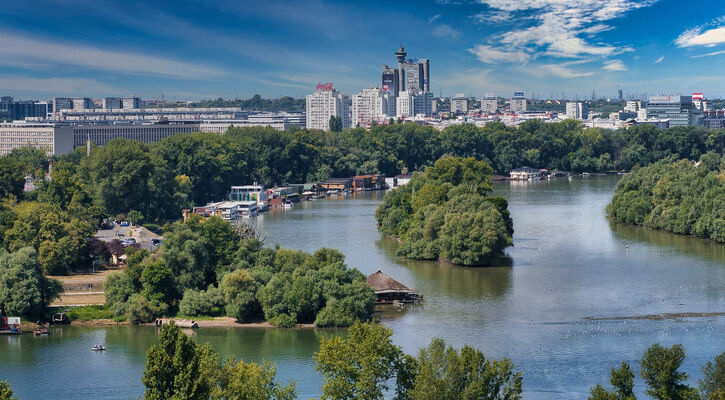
[[122, 97, 141, 109], [72, 98, 93, 110], [103, 97, 122, 109], [352, 88, 393, 127], [396, 91, 432, 118], [647, 95, 703, 127], [451, 93, 468, 114]]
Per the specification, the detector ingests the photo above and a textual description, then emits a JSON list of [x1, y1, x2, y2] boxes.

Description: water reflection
[[609, 218, 725, 263]]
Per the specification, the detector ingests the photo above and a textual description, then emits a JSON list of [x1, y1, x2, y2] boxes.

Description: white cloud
[[468, 44, 529, 64], [469, 0, 656, 62], [676, 26, 725, 47], [0, 32, 226, 79], [603, 60, 627, 71], [654, 56, 664, 63], [433, 24, 461, 39], [690, 49, 725, 58], [0, 76, 117, 95], [538, 64, 595, 78], [428, 14, 441, 23]]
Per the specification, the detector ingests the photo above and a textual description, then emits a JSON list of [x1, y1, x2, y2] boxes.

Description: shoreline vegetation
[[607, 153, 725, 243]]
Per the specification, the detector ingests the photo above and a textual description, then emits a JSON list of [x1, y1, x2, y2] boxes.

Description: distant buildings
[[0, 100, 49, 122], [53, 97, 73, 112], [565, 101, 589, 120], [103, 97, 122, 109], [122, 97, 141, 109], [481, 93, 498, 114], [72, 98, 93, 110], [351, 88, 395, 127], [451, 94, 468, 114], [305, 83, 351, 130], [647, 95, 703, 127], [396, 91, 432, 118], [509, 92, 527, 113]]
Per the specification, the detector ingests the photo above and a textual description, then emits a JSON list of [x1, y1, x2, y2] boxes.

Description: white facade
[[305, 87, 351, 131], [481, 94, 498, 114], [565, 101, 589, 120], [451, 94, 468, 114], [624, 100, 642, 112], [396, 91, 432, 118], [352, 88, 384, 127], [510, 96, 527, 113], [72, 98, 93, 110], [122, 97, 141, 109], [0, 123, 74, 156]]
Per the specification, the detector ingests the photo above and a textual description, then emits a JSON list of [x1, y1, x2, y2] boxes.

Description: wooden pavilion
[[366, 269, 422, 304]]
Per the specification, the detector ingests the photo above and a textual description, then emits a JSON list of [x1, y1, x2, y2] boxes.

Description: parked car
[[151, 238, 162, 246], [120, 221, 129, 227], [122, 238, 136, 246]]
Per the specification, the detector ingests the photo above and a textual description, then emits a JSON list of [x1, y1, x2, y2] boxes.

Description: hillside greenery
[[607, 153, 725, 242], [376, 157, 513, 266], [187, 95, 305, 112]]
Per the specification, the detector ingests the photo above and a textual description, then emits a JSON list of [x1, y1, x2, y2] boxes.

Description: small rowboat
[[91, 345, 106, 351], [33, 329, 48, 336]]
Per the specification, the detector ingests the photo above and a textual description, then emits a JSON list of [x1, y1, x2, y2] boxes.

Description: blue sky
[[1, 0, 725, 100]]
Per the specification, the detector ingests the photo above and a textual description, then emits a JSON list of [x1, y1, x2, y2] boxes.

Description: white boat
[[283, 202, 294, 208], [91, 344, 106, 351]]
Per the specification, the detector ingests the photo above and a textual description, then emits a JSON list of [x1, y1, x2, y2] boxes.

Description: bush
[[178, 285, 224, 317], [221, 269, 260, 322], [268, 313, 297, 328], [125, 294, 167, 323], [66, 305, 114, 321]]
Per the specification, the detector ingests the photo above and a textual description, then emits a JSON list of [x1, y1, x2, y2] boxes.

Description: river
[[2, 175, 725, 399]]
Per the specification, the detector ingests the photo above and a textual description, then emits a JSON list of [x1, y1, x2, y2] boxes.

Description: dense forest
[[376, 157, 513, 266], [607, 153, 725, 242]]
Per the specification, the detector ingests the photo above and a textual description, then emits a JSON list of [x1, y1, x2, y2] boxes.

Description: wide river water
[[2, 176, 725, 399]]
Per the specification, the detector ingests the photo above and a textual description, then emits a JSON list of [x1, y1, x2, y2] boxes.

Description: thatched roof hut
[[366, 269, 422, 303]]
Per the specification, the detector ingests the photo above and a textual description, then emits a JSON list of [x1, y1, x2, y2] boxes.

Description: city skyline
[[2, 1, 725, 100]]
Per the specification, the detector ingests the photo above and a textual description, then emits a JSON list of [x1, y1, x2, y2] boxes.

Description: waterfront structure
[[305, 83, 351, 131], [646, 95, 703, 127], [103, 97, 122, 109], [0, 122, 73, 156], [229, 185, 268, 211], [565, 101, 589, 120], [510, 92, 527, 113], [384, 174, 412, 188], [481, 93, 498, 114], [366, 269, 422, 304], [122, 97, 141, 109], [451, 93, 468, 114], [72, 98, 93, 110], [510, 166, 544, 180]]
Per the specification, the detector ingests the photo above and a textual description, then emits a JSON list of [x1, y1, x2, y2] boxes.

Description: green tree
[[640, 343, 699, 400], [700, 352, 725, 400], [214, 359, 296, 400], [141, 259, 177, 306], [589, 363, 636, 400], [408, 338, 522, 400], [127, 210, 143, 226], [329, 116, 343, 132], [220, 268, 260, 322], [315, 321, 403, 400], [0, 380, 17, 400], [142, 322, 219, 400], [0, 247, 62, 316]]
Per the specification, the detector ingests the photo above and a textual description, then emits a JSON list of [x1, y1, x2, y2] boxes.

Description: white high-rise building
[[509, 92, 527, 113], [351, 88, 396, 127], [481, 93, 498, 114], [305, 84, 351, 131], [566, 101, 589, 120], [396, 91, 432, 118]]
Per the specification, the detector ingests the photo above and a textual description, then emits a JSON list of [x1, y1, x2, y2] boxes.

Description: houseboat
[[229, 185, 268, 211], [236, 201, 259, 217]]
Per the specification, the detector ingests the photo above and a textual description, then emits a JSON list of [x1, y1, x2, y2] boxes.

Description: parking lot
[[94, 224, 163, 251]]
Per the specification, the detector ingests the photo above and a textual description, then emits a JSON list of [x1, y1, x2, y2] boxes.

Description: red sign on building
[[692, 92, 704, 100], [316, 82, 334, 91]]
